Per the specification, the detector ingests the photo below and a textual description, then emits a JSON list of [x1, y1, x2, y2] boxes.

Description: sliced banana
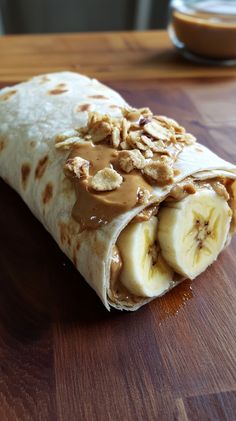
[[117, 216, 173, 297], [157, 187, 232, 280]]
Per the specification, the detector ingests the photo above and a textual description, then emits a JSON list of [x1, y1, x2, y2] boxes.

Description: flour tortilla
[[0, 71, 235, 311]]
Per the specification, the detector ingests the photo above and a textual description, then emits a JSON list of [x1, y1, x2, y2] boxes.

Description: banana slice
[[157, 187, 232, 279], [117, 216, 173, 297]]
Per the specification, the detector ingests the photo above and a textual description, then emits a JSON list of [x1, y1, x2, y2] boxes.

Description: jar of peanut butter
[[168, 0, 236, 65]]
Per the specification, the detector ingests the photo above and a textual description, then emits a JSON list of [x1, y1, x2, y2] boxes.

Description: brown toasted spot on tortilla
[[109, 104, 121, 109], [59, 222, 68, 245], [43, 183, 53, 204], [57, 83, 67, 88], [35, 155, 49, 179], [48, 88, 68, 95], [59, 222, 73, 247], [76, 103, 91, 112], [0, 90, 17, 102], [0, 138, 5, 152], [21, 163, 31, 189], [88, 95, 108, 99], [195, 146, 203, 152]]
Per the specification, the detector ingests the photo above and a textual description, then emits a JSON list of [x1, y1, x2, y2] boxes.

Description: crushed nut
[[119, 149, 146, 173], [212, 181, 230, 201], [136, 188, 151, 204], [133, 204, 159, 222], [64, 157, 90, 179], [111, 126, 121, 148], [90, 168, 123, 191], [168, 184, 186, 201], [123, 108, 141, 122], [168, 181, 196, 200], [183, 182, 197, 195], [60, 108, 198, 189], [121, 118, 130, 140], [143, 160, 174, 185]]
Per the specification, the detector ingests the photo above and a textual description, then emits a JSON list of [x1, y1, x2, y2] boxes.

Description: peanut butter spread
[[58, 107, 196, 230], [68, 142, 152, 229]]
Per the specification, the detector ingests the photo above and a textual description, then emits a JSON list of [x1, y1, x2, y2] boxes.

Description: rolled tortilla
[[0, 71, 235, 311]]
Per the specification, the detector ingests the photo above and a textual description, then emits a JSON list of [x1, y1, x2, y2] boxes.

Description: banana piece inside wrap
[[0, 71, 235, 311]]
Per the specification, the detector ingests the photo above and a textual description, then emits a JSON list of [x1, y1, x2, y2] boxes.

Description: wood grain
[[0, 31, 236, 420], [0, 31, 236, 82]]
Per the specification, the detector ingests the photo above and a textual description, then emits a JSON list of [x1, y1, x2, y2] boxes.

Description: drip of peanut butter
[[68, 143, 152, 230], [109, 178, 235, 306]]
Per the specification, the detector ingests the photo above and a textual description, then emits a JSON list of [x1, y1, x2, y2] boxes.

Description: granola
[[64, 157, 90, 179], [90, 168, 123, 191], [119, 149, 146, 173], [59, 106, 197, 189], [143, 160, 174, 186]]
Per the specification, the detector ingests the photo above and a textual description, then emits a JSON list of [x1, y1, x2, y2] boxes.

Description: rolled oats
[[143, 160, 174, 185], [90, 167, 123, 191], [144, 149, 153, 158], [144, 120, 171, 141], [127, 131, 147, 151], [64, 156, 90, 178], [121, 118, 130, 140], [89, 121, 112, 143], [120, 140, 131, 150], [119, 149, 146, 173], [176, 133, 196, 145], [154, 115, 185, 134], [111, 126, 121, 148]]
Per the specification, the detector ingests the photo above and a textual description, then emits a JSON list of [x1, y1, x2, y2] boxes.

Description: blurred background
[[0, 0, 169, 34]]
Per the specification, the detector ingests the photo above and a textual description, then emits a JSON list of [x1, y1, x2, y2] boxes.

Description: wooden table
[[0, 31, 236, 421]]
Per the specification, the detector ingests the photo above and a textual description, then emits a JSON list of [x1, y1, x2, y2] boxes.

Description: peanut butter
[[68, 142, 152, 230], [109, 246, 144, 306], [172, 2, 236, 59]]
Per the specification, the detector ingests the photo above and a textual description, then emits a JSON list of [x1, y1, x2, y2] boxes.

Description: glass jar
[[168, 0, 236, 65]]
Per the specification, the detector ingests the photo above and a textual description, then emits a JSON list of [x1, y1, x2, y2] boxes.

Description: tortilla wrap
[[0, 71, 235, 310]]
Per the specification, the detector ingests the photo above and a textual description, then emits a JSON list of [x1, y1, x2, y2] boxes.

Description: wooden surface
[[1, 30, 236, 82], [0, 31, 236, 421]]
